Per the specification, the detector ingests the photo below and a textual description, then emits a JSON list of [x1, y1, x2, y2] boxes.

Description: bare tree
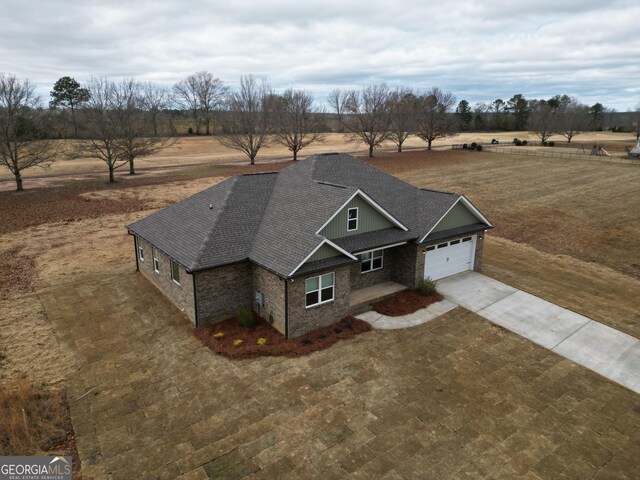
[[555, 97, 590, 143], [329, 84, 393, 157], [388, 87, 417, 152], [414, 87, 457, 150], [142, 82, 170, 137], [272, 89, 324, 161], [0, 74, 58, 191], [173, 72, 226, 135], [528, 99, 557, 143], [217, 76, 272, 164], [112, 79, 176, 175], [76, 78, 128, 182]]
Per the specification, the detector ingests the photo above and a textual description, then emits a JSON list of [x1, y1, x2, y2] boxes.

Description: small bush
[[187, 127, 193, 135], [515, 140, 523, 146], [522, 140, 528, 145], [513, 137, 519, 144], [417, 277, 437, 296], [476, 144, 483, 151], [542, 141, 548, 147], [470, 142, 477, 149], [462, 143, 468, 149], [549, 141, 555, 147], [236, 305, 255, 328]]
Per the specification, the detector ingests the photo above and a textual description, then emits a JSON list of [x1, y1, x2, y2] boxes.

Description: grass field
[[0, 131, 636, 186], [1, 145, 639, 475]]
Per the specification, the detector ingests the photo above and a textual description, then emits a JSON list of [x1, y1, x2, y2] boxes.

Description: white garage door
[[424, 235, 476, 280]]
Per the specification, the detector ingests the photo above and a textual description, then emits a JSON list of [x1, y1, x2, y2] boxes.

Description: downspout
[[129, 232, 139, 272], [284, 278, 289, 339], [192, 273, 199, 327]]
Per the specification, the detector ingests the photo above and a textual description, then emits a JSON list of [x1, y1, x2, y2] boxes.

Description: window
[[153, 248, 159, 273], [359, 249, 383, 273], [462, 237, 472, 243], [138, 243, 144, 261], [450, 239, 460, 245], [437, 243, 448, 249], [305, 272, 334, 308], [425, 246, 435, 251], [171, 260, 180, 285], [347, 207, 358, 231]]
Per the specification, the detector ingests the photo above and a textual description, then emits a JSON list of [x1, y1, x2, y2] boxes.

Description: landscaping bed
[[371, 289, 443, 317], [194, 316, 372, 360]]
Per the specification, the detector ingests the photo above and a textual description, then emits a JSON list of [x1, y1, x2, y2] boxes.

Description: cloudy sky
[[2, 0, 639, 110]]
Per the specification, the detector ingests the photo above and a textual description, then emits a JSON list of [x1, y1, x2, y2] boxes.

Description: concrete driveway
[[437, 272, 640, 394]]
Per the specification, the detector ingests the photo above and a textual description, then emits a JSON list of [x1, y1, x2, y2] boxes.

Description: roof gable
[[318, 191, 405, 239]]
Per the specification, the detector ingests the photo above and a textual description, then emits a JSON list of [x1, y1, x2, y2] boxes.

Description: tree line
[[1, 71, 639, 191]]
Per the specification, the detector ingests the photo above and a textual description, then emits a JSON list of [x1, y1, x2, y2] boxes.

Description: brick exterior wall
[[287, 265, 351, 338], [349, 248, 393, 290], [252, 266, 286, 334], [390, 243, 423, 289], [195, 262, 253, 326], [474, 232, 485, 271], [136, 236, 196, 324]]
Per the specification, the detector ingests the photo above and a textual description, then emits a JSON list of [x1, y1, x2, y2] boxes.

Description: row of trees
[[2, 71, 640, 191]]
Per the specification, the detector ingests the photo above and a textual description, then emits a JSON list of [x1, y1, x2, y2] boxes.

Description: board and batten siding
[[432, 202, 479, 233], [319, 195, 394, 239], [307, 243, 342, 262]]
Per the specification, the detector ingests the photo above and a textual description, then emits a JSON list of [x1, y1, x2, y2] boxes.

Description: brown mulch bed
[[194, 316, 372, 360], [371, 290, 443, 317]]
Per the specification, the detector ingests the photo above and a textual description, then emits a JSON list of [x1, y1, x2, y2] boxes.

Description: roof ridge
[[419, 187, 457, 195], [190, 176, 239, 270]]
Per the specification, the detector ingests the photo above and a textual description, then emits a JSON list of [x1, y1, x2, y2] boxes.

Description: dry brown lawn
[[1, 144, 639, 475], [0, 130, 635, 184]]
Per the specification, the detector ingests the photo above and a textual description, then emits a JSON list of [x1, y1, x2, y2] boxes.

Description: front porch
[[349, 281, 408, 314]]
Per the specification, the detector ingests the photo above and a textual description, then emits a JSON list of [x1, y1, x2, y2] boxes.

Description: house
[[127, 153, 493, 337]]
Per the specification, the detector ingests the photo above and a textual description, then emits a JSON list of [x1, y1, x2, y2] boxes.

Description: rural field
[[1, 137, 639, 478]]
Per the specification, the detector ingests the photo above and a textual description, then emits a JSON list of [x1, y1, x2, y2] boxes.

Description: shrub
[[188, 127, 193, 135], [522, 140, 528, 145], [549, 141, 555, 147], [515, 140, 523, 146], [476, 144, 483, 151], [513, 137, 519, 144], [462, 143, 468, 149], [236, 305, 255, 328], [470, 142, 477, 149], [542, 141, 548, 147], [417, 277, 437, 296]]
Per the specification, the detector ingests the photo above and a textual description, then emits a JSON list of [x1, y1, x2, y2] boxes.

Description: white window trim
[[359, 249, 384, 273], [138, 244, 144, 262], [153, 248, 159, 273], [170, 259, 180, 285], [347, 207, 358, 232], [305, 272, 335, 308]]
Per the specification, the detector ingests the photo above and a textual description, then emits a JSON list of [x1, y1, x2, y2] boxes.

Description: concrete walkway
[[436, 271, 640, 394]]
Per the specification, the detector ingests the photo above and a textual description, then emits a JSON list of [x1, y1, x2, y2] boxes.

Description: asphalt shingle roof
[[127, 153, 490, 277]]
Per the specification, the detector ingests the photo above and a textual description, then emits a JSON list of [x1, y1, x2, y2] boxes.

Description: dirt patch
[[0, 246, 35, 299], [371, 290, 443, 317], [195, 316, 372, 360]]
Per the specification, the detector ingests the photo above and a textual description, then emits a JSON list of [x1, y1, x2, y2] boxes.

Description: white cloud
[[1, 0, 638, 109]]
